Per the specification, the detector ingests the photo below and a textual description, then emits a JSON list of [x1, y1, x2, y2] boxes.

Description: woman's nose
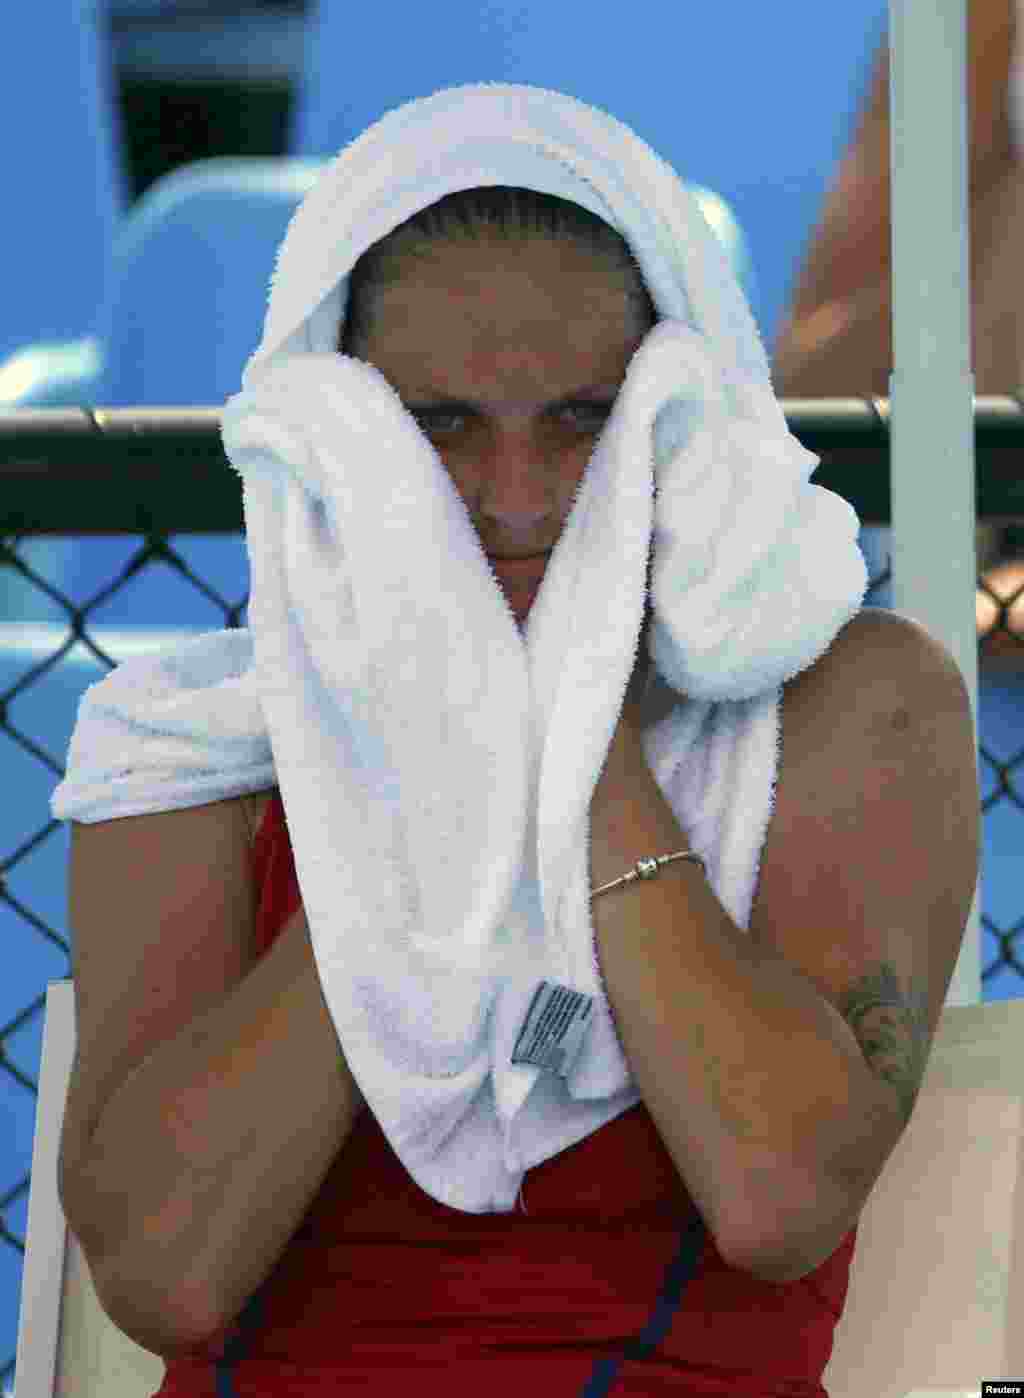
[[477, 452, 557, 535]]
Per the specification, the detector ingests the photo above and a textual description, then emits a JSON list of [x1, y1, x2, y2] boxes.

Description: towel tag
[[511, 981, 595, 1079]]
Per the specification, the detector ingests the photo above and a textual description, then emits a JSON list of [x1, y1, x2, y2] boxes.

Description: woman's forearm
[[69, 903, 363, 1356]]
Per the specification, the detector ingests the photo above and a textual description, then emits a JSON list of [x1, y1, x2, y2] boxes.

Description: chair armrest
[[0, 337, 104, 407]]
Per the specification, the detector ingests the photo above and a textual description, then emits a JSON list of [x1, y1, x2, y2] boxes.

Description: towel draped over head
[[52, 81, 867, 1213]]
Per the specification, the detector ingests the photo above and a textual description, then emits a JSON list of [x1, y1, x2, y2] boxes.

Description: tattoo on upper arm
[[836, 963, 931, 1127]]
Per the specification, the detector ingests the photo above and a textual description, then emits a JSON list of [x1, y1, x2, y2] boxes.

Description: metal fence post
[[889, 0, 981, 1005]]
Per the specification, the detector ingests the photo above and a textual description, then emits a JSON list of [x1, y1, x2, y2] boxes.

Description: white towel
[[52, 81, 867, 1213]]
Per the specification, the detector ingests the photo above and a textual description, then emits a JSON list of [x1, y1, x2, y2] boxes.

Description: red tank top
[[155, 789, 858, 1396]]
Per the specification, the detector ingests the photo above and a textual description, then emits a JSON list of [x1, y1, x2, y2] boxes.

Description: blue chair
[[92, 156, 324, 410], [0, 155, 324, 412], [0, 0, 126, 384], [0, 157, 324, 623]]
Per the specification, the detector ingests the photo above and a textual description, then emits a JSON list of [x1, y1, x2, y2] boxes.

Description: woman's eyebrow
[[403, 384, 620, 412]]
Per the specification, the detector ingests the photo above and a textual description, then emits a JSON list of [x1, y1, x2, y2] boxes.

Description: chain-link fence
[[1, 398, 1023, 1391]]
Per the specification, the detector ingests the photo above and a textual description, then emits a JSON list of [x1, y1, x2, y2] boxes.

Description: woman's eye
[[414, 411, 464, 434], [413, 404, 610, 435], [565, 403, 612, 427]]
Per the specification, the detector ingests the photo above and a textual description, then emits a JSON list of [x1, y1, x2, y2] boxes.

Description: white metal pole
[[889, 0, 980, 1005]]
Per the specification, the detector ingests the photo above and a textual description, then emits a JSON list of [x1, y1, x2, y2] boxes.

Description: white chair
[[15, 979, 165, 1398], [823, 996, 1024, 1398], [15, 979, 1024, 1396]]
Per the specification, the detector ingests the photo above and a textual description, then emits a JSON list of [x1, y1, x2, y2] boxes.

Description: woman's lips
[[490, 554, 549, 586]]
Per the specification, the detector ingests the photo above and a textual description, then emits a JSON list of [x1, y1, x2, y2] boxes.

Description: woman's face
[[356, 233, 650, 628]]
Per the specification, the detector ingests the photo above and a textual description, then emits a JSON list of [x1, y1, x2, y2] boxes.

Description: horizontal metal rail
[[0, 399, 1022, 535]]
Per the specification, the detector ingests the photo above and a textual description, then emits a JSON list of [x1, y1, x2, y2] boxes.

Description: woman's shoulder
[[238, 786, 279, 847]]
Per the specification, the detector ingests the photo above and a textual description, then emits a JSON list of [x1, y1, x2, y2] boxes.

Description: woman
[[56, 87, 979, 1396]]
